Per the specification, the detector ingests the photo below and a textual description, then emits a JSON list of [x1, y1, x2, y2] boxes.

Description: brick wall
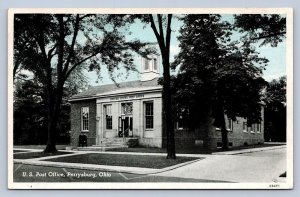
[[174, 129, 196, 149], [70, 99, 97, 147], [206, 108, 265, 150]]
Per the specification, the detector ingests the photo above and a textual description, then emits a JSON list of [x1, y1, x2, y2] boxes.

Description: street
[[158, 147, 287, 183]]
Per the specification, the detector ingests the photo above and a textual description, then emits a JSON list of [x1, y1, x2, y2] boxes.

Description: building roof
[[69, 78, 161, 101]]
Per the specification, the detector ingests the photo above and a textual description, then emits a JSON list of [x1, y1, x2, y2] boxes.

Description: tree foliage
[[234, 14, 286, 47], [264, 76, 286, 142], [14, 79, 47, 144]]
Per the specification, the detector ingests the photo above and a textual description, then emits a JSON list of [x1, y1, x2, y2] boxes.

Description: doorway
[[118, 116, 133, 137]]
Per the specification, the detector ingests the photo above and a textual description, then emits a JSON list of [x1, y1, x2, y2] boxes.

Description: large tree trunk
[[44, 90, 63, 153], [44, 91, 57, 153], [44, 80, 64, 153], [162, 58, 176, 159], [149, 14, 176, 159], [202, 105, 214, 149], [44, 114, 58, 153], [44, 15, 65, 153], [219, 107, 228, 150], [215, 96, 228, 150]]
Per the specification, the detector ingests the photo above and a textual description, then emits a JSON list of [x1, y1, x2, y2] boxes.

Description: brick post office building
[[69, 55, 264, 150]]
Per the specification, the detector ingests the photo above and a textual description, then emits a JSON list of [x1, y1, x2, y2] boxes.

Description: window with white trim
[[144, 59, 149, 71], [81, 107, 89, 131], [176, 115, 184, 130], [145, 102, 154, 129], [250, 124, 255, 133], [243, 122, 247, 132], [104, 105, 112, 130], [153, 58, 158, 71], [256, 123, 261, 133], [227, 118, 233, 131]]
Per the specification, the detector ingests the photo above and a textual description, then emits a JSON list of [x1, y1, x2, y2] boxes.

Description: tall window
[[256, 123, 261, 133], [177, 116, 184, 130], [251, 124, 255, 133], [153, 58, 158, 71], [144, 59, 149, 70], [243, 122, 247, 132], [81, 107, 89, 131], [145, 102, 154, 129], [104, 105, 112, 130], [227, 118, 233, 131]]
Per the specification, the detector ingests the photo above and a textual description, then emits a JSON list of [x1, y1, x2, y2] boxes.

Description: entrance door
[[118, 116, 133, 137], [120, 102, 133, 137]]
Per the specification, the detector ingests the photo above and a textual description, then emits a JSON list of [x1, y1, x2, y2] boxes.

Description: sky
[[85, 14, 286, 86]]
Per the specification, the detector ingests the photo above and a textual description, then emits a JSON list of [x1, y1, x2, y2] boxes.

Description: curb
[[212, 145, 286, 155]]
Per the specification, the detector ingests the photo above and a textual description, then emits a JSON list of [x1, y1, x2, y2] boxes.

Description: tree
[[13, 63, 90, 145], [14, 14, 153, 152], [173, 14, 267, 150], [149, 15, 176, 159], [264, 76, 286, 142], [136, 14, 176, 159]]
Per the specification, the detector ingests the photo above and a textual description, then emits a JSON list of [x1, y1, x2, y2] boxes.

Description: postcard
[[8, 8, 293, 189]]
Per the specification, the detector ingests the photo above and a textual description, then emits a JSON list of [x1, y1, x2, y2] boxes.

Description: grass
[[13, 151, 72, 159], [44, 153, 201, 169], [110, 143, 283, 154]]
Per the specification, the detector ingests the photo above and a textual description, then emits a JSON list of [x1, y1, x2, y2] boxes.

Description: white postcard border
[[7, 7, 293, 189]]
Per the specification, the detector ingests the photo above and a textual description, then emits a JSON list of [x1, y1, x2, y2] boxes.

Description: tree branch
[[149, 14, 165, 56], [47, 43, 57, 62], [157, 14, 166, 48], [149, 16, 161, 42], [79, 14, 95, 20], [64, 52, 99, 81], [57, 15, 65, 82], [165, 14, 172, 60], [251, 31, 286, 41], [63, 14, 81, 76]]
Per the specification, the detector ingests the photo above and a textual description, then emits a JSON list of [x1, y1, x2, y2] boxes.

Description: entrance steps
[[77, 138, 138, 152]]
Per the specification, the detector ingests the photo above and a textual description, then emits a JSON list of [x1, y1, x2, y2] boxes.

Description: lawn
[[44, 153, 201, 169], [13, 151, 72, 159]]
